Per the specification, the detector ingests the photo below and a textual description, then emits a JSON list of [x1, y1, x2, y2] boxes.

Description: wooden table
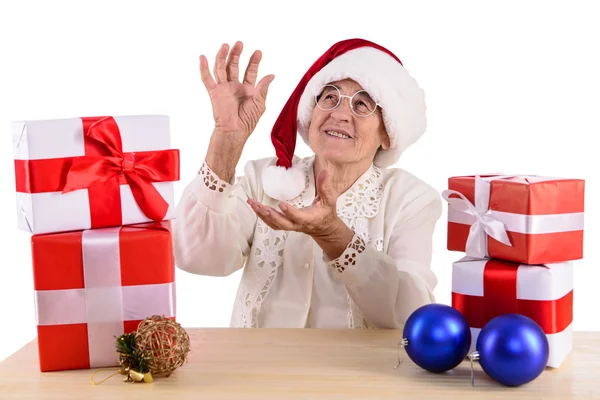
[[1, 328, 599, 399]]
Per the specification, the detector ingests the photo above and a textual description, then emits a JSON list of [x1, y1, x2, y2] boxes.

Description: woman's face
[[307, 78, 389, 165]]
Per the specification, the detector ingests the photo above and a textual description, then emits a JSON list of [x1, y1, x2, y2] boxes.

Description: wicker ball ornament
[[134, 315, 190, 377]]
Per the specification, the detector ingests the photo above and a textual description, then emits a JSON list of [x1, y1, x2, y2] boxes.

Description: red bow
[[14, 116, 179, 228]]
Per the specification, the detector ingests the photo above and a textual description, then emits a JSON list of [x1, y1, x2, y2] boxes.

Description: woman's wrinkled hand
[[199, 41, 275, 143], [247, 169, 347, 240]]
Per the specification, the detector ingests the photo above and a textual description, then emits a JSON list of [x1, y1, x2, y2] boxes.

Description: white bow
[[442, 175, 513, 258]]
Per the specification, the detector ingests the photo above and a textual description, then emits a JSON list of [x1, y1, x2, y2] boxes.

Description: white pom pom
[[261, 164, 305, 201]]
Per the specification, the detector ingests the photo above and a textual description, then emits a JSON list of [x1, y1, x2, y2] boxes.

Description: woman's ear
[[380, 132, 391, 150]]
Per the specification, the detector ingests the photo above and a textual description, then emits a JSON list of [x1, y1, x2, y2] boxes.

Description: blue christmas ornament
[[400, 303, 471, 373], [475, 314, 549, 387]]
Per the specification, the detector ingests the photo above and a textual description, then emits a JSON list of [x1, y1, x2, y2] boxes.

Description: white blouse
[[172, 154, 442, 329]]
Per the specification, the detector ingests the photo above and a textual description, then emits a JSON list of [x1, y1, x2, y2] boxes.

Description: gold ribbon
[[90, 367, 153, 385]]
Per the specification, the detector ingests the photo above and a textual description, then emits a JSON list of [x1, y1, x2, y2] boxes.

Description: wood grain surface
[[1, 328, 599, 399]]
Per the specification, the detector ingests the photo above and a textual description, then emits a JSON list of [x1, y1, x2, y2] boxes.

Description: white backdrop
[[1, 0, 598, 363]]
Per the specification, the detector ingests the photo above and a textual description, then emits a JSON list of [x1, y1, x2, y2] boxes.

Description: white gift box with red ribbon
[[452, 257, 573, 368], [13, 115, 179, 234]]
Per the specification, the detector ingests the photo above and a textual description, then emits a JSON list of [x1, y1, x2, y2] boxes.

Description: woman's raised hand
[[200, 41, 275, 143]]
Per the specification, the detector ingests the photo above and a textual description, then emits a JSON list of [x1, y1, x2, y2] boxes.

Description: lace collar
[[290, 155, 384, 219]]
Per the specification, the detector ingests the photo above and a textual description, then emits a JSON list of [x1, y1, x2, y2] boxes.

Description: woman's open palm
[[199, 41, 275, 140]]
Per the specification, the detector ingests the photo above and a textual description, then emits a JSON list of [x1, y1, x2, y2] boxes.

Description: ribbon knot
[[121, 152, 135, 174], [476, 209, 499, 228], [473, 209, 487, 225], [442, 175, 512, 258], [60, 117, 175, 223]]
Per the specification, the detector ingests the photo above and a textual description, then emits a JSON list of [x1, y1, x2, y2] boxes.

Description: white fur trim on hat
[[262, 164, 306, 202], [297, 47, 427, 168]]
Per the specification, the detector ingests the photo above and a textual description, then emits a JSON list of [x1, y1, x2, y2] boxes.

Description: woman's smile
[[324, 130, 352, 140]]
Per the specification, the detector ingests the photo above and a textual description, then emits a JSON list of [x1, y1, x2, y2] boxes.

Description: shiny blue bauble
[[477, 314, 549, 387], [402, 303, 471, 373]]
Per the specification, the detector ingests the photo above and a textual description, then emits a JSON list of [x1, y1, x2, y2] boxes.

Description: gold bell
[[143, 372, 154, 383], [128, 370, 145, 382]]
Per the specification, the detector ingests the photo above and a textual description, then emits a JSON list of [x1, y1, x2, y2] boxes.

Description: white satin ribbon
[[34, 228, 176, 368], [448, 208, 585, 234], [442, 175, 515, 258], [34, 283, 176, 326], [82, 228, 124, 368]]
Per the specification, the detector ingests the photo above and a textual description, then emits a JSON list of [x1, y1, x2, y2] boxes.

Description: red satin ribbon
[[14, 116, 179, 227], [452, 259, 573, 334]]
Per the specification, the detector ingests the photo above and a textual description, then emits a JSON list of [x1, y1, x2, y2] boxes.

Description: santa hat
[[262, 38, 427, 201]]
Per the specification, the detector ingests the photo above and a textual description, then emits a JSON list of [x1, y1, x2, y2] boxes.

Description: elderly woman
[[173, 38, 442, 329]]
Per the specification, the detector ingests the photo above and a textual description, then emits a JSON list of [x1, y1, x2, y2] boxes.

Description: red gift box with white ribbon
[[12, 115, 179, 235], [31, 222, 176, 372], [452, 257, 573, 368], [442, 174, 585, 265]]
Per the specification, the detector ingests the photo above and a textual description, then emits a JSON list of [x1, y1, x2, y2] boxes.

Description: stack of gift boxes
[[12, 115, 180, 372], [443, 174, 585, 368]]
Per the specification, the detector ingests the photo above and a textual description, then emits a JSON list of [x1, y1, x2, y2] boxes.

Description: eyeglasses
[[314, 84, 380, 117]]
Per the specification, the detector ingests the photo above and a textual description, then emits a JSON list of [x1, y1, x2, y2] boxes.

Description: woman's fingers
[[263, 208, 296, 231], [213, 43, 229, 83], [248, 199, 296, 231], [278, 203, 305, 225], [243, 50, 262, 86], [205, 43, 266, 87], [255, 74, 275, 101], [226, 41, 243, 82], [199, 55, 216, 92], [315, 169, 339, 206]]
